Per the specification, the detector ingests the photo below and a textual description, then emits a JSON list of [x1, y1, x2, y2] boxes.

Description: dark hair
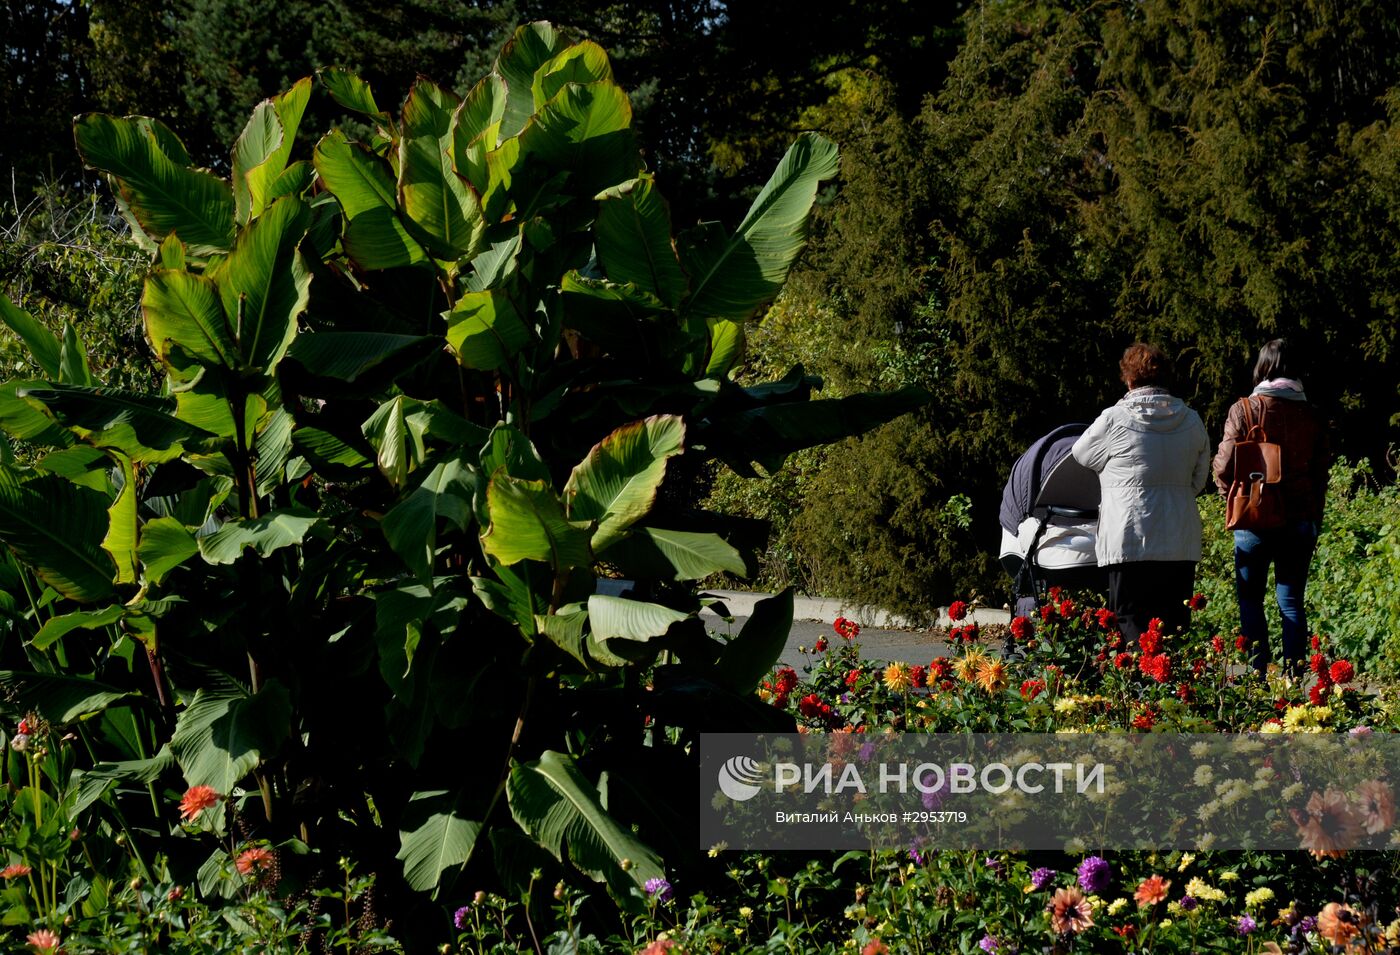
[[1253, 338, 1293, 385], [1119, 343, 1172, 389]]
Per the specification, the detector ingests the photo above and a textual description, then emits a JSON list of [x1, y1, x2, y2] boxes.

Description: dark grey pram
[[998, 424, 1106, 618]]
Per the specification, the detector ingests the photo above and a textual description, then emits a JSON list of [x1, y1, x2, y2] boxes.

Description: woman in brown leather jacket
[[1212, 340, 1330, 675]]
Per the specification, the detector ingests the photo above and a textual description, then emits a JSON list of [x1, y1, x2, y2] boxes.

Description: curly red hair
[[1119, 343, 1172, 389]]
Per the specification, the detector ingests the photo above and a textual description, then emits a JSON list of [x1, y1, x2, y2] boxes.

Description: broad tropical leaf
[[102, 453, 138, 585], [594, 175, 688, 307], [363, 396, 426, 490], [318, 67, 391, 127], [382, 453, 478, 582], [0, 465, 115, 601], [563, 415, 685, 552], [286, 332, 439, 384], [495, 22, 571, 139], [207, 195, 312, 374], [142, 269, 239, 381], [197, 507, 321, 564], [480, 474, 591, 570], [0, 671, 136, 723], [313, 130, 427, 270], [680, 133, 839, 322], [396, 791, 481, 893], [398, 79, 485, 260], [704, 318, 744, 377], [600, 526, 747, 581], [73, 114, 235, 255], [452, 74, 507, 193], [169, 672, 291, 792], [507, 750, 663, 904], [517, 80, 639, 198], [19, 385, 219, 463], [31, 606, 125, 651], [0, 291, 61, 378], [586, 594, 689, 641], [698, 386, 932, 476], [714, 588, 795, 692], [136, 516, 200, 584], [291, 427, 375, 478], [533, 41, 613, 108], [445, 289, 529, 371], [232, 78, 312, 224]]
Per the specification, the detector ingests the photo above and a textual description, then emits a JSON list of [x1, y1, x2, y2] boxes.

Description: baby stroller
[[998, 424, 1107, 619]]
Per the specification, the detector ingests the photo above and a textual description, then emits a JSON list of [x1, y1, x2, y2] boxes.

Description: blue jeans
[[1234, 521, 1319, 673]]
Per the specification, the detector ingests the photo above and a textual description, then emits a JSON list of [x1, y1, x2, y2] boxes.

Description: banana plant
[[0, 21, 928, 939]]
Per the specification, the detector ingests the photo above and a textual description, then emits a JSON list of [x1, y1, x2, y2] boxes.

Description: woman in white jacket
[[1071, 343, 1211, 641]]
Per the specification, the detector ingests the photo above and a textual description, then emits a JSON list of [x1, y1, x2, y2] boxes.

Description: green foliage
[[0, 187, 160, 396], [0, 24, 922, 949]]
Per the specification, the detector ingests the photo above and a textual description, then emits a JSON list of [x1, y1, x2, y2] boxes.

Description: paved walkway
[[697, 589, 1010, 670]]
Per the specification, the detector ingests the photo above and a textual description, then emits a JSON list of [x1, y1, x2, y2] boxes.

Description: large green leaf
[[232, 78, 312, 224], [396, 791, 481, 894], [452, 74, 507, 193], [102, 453, 138, 585], [136, 516, 200, 584], [507, 750, 662, 904], [714, 588, 794, 692], [19, 385, 219, 463], [31, 606, 125, 651], [704, 318, 745, 378], [141, 269, 239, 380], [208, 195, 312, 374], [69, 748, 174, 818], [586, 594, 690, 641], [197, 507, 321, 564], [382, 453, 477, 582], [0, 671, 136, 723], [594, 175, 688, 308], [290, 427, 375, 478], [313, 130, 427, 270], [169, 672, 291, 792], [73, 114, 235, 255], [286, 332, 439, 384], [445, 289, 529, 371], [600, 527, 747, 581], [562, 415, 685, 552], [517, 80, 639, 198], [0, 465, 114, 601], [0, 381, 77, 449], [0, 291, 61, 378], [495, 22, 571, 139], [679, 133, 839, 322], [698, 386, 931, 476], [58, 322, 94, 386], [480, 474, 591, 570], [363, 396, 427, 490], [533, 41, 613, 108], [398, 78, 486, 260], [318, 68, 391, 127]]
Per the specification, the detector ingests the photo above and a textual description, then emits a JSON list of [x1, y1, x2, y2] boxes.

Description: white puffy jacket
[[1071, 388, 1211, 565]]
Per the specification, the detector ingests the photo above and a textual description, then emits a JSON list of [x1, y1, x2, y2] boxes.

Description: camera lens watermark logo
[[717, 756, 765, 802]]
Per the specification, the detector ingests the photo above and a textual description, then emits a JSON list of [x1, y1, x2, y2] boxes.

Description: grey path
[[697, 589, 1010, 670]]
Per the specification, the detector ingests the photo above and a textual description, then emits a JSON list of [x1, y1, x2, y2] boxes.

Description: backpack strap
[[1240, 395, 1268, 442]]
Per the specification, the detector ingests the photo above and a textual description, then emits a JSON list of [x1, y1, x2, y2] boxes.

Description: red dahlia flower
[[1329, 660, 1355, 685], [948, 600, 969, 622]]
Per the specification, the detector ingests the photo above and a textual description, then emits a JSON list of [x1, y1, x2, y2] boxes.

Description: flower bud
[[620, 858, 633, 872], [130, 876, 143, 891], [553, 881, 565, 900]]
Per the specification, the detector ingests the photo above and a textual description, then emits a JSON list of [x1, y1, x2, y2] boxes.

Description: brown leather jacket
[[1212, 395, 1330, 524]]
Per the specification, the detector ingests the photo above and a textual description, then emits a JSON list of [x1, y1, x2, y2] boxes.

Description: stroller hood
[[998, 424, 1099, 534]]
